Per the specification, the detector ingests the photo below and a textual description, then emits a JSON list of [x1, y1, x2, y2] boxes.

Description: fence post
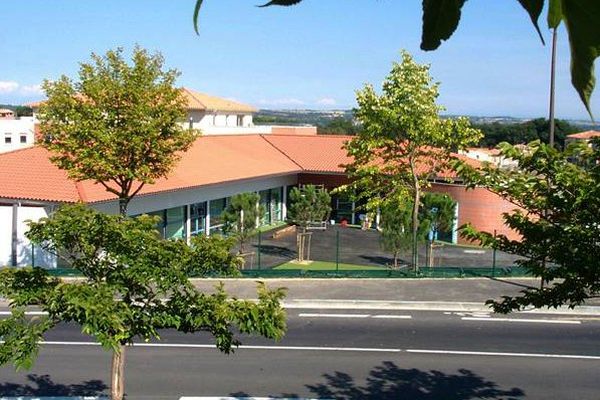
[[492, 229, 497, 277], [335, 228, 340, 272], [257, 230, 262, 270]]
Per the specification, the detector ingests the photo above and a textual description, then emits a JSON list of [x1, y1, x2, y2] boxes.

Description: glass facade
[[259, 187, 283, 225], [147, 206, 186, 240], [190, 202, 207, 236], [209, 197, 228, 234]]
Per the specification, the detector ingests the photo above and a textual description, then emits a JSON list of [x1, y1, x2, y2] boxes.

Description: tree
[[0, 204, 286, 400], [186, 234, 243, 277], [419, 192, 457, 239], [345, 51, 481, 270], [287, 185, 332, 262], [222, 192, 264, 254], [380, 196, 413, 269], [455, 140, 600, 312], [317, 117, 361, 136], [475, 118, 580, 148], [193, 1, 600, 116], [39, 47, 197, 215]]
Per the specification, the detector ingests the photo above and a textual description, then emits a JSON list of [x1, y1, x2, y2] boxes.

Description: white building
[[0, 117, 37, 153]]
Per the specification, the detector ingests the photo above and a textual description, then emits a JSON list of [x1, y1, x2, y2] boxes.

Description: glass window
[[190, 202, 207, 236], [259, 189, 271, 225], [20, 134, 27, 144], [4, 133, 11, 144], [271, 187, 282, 222], [146, 210, 166, 237], [165, 207, 186, 239], [209, 197, 227, 233]]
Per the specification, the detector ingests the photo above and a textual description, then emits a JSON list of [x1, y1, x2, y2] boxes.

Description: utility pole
[[548, 28, 558, 147]]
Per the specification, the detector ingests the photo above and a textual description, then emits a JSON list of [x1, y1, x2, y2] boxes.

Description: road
[[1, 308, 599, 399]]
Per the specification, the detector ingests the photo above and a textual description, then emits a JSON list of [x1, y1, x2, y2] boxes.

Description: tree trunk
[[111, 345, 126, 400], [412, 181, 421, 272], [393, 251, 399, 269], [118, 197, 129, 217]]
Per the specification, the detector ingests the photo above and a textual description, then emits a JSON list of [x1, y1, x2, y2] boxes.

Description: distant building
[[459, 147, 517, 169], [565, 130, 600, 147], [0, 117, 36, 153], [0, 109, 15, 119]]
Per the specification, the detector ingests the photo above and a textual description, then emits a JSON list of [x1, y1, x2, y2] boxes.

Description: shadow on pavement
[[0, 373, 108, 397], [233, 362, 525, 399]]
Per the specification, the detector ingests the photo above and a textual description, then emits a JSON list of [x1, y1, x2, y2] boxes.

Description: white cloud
[[0, 81, 19, 94], [258, 98, 306, 107], [20, 84, 43, 96], [316, 97, 337, 106]]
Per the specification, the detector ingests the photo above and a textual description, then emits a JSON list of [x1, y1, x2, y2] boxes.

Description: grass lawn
[[274, 260, 387, 271]]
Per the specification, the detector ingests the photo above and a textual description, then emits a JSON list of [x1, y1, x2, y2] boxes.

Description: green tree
[[475, 118, 580, 148], [287, 185, 331, 261], [345, 51, 481, 270], [222, 192, 264, 254], [456, 140, 600, 312], [380, 196, 413, 269], [419, 192, 457, 239], [317, 117, 361, 135], [186, 234, 243, 276], [193, 1, 600, 115], [0, 204, 286, 400], [39, 46, 197, 215]]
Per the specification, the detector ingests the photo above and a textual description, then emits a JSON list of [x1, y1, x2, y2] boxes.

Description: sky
[[0, 0, 598, 120]]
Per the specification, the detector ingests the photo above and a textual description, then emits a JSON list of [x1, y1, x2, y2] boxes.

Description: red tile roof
[[567, 130, 600, 140], [0, 134, 478, 204], [263, 134, 353, 173]]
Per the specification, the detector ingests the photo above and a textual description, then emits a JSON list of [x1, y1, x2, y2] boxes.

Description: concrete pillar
[[11, 203, 18, 267], [282, 185, 288, 221], [351, 201, 356, 225], [185, 204, 191, 244], [205, 200, 211, 236], [452, 202, 459, 244]]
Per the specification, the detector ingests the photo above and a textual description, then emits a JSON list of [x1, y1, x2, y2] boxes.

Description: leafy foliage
[[317, 117, 361, 135], [475, 118, 580, 148], [192, 0, 600, 115], [222, 192, 264, 254], [380, 197, 413, 268], [287, 185, 332, 231], [419, 192, 457, 237], [186, 235, 243, 277], [39, 47, 197, 214], [0, 204, 286, 370], [455, 140, 600, 312], [345, 51, 481, 268]]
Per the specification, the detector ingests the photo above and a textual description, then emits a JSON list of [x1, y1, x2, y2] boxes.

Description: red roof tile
[[567, 130, 600, 140]]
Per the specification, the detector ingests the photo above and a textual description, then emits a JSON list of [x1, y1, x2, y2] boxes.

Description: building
[[0, 109, 16, 119], [565, 130, 600, 147], [0, 117, 37, 153]]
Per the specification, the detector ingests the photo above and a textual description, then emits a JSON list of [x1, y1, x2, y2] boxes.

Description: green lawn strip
[[274, 261, 386, 271]]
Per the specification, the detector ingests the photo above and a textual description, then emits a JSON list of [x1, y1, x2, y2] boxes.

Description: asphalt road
[[1, 309, 599, 399]]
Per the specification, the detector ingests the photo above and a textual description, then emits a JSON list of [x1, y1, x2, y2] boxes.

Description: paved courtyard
[[239, 225, 523, 270]]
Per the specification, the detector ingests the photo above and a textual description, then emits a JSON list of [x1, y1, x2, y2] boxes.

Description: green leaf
[[193, 0, 204, 34], [561, 0, 600, 117], [547, 0, 563, 28], [258, 0, 303, 7], [420, 0, 467, 51], [516, 0, 545, 44]]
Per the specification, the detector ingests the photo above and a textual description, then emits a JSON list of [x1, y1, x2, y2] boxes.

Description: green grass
[[274, 260, 387, 271]]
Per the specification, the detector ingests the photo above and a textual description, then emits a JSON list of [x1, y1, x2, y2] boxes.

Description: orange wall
[[428, 182, 521, 243]]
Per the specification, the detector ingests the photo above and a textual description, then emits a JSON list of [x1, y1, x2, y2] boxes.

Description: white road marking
[[6, 341, 599, 360], [371, 315, 412, 319], [462, 317, 581, 325], [298, 313, 370, 318], [407, 349, 600, 360], [298, 313, 411, 319], [0, 311, 47, 316]]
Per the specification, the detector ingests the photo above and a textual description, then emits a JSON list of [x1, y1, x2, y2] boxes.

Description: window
[[20, 134, 27, 144], [146, 207, 186, 239], [190, 202, 207, 236], [4, 133, 11, 144], [209, 197, 228, 234], [237, 115, 244, 126]]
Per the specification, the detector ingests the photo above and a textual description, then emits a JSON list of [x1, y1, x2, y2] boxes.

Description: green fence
[[45, 266, 531, 279]]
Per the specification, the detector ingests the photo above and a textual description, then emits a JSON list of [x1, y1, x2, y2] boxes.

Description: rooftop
[[567, 130, 600, 140]]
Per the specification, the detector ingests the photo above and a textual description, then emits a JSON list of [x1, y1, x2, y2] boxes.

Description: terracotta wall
[[271, 126, 317, 135], [428, 182, 520, 243]]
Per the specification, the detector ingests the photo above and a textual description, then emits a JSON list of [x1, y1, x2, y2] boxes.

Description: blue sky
[[0, 0, 598, 119]]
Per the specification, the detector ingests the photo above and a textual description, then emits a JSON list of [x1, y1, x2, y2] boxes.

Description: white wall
[[92, 174, 297, 216], [0, 204, 57, 268], [0, 118, 36, 153]]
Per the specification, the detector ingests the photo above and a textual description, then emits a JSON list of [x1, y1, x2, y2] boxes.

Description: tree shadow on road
[[232, 362, 525, 400], [303, 362, 525, 400], [0, 373, 108, 397]]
